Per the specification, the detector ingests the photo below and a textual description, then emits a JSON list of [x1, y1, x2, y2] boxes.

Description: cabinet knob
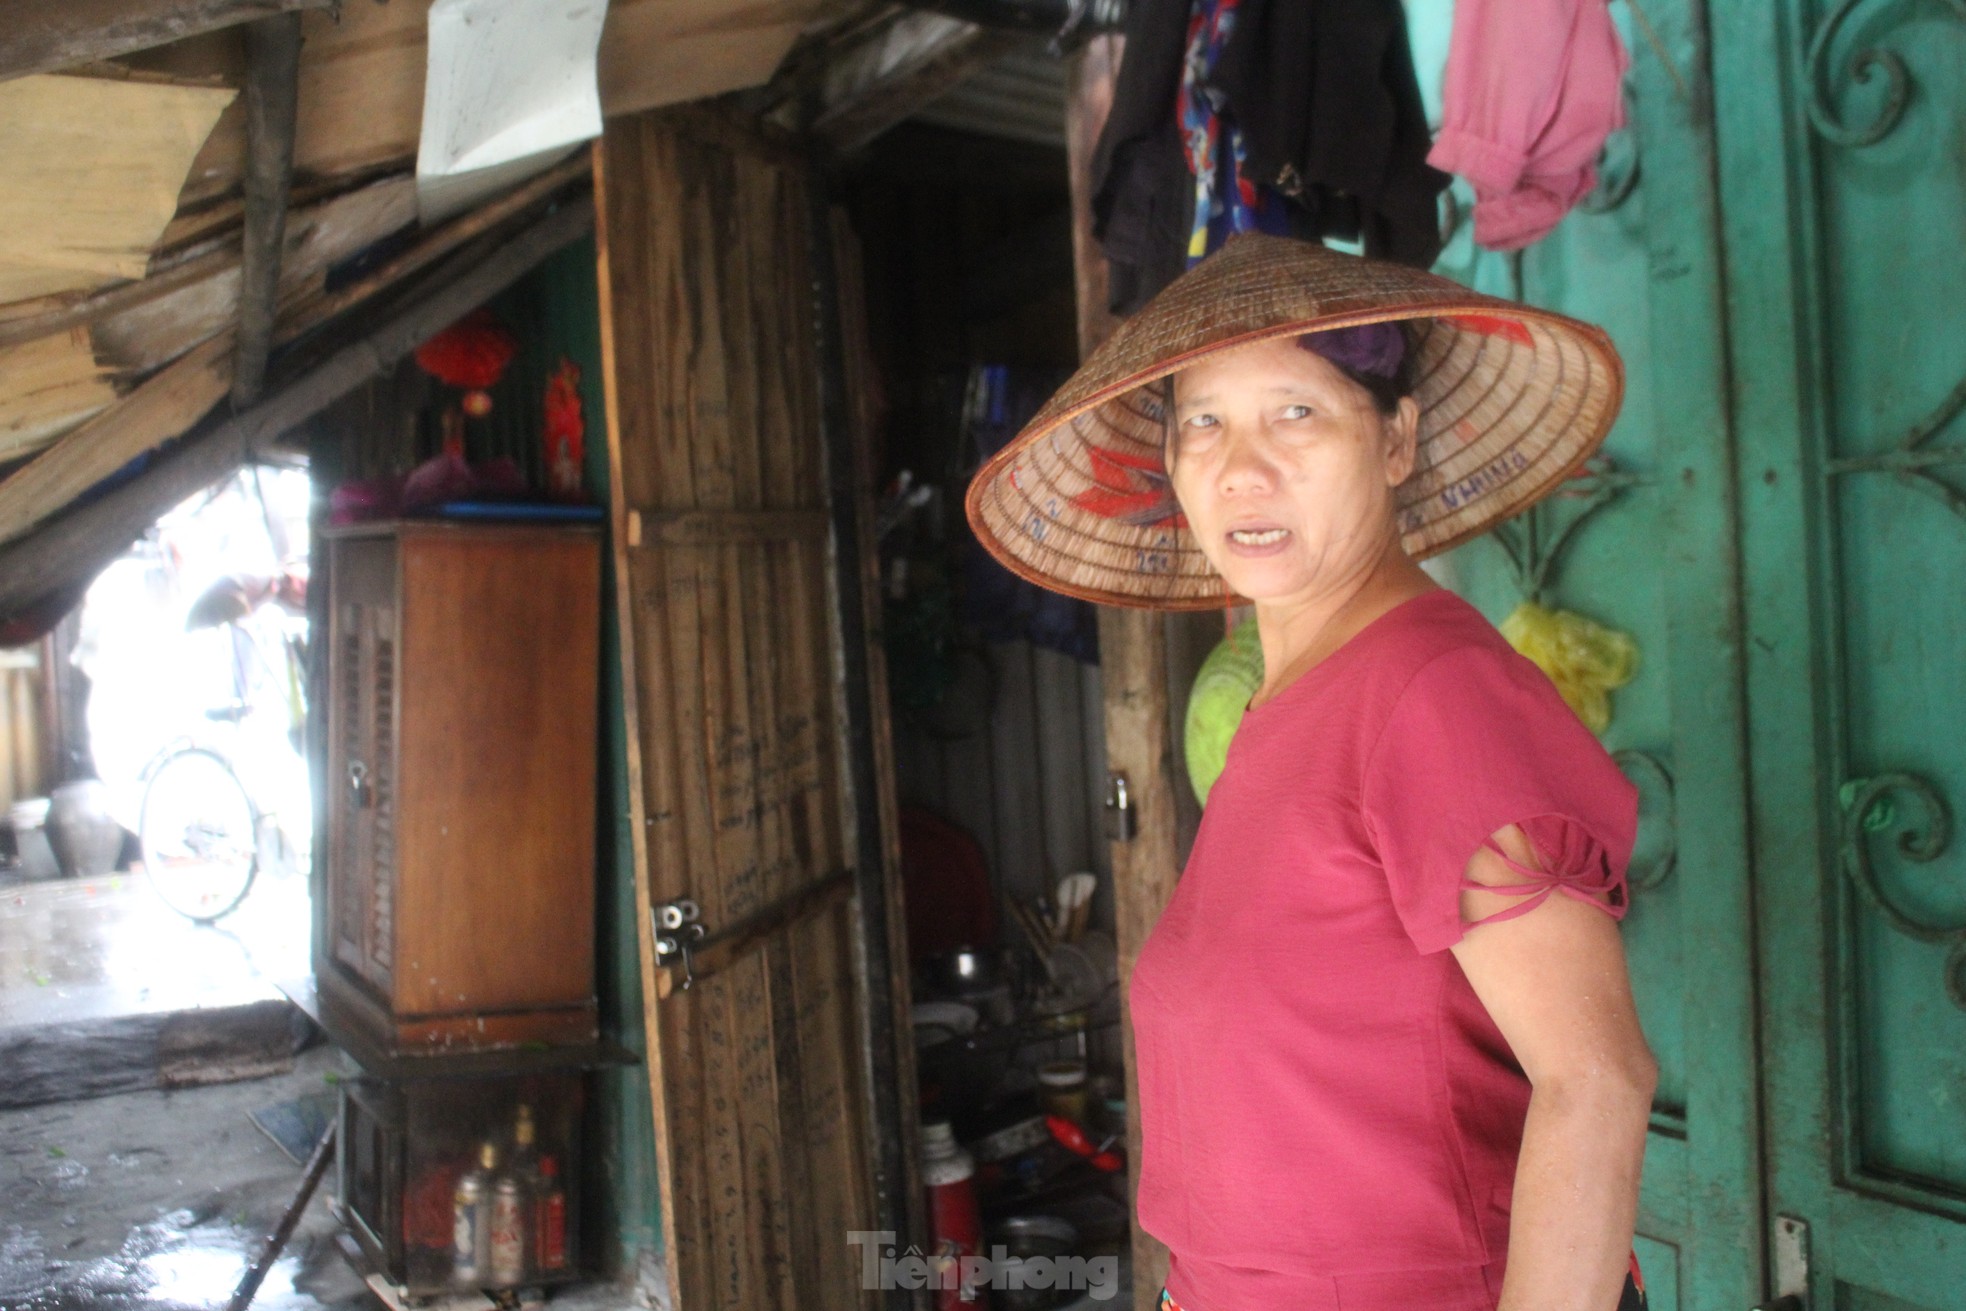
[[347, 760, 373, 809]]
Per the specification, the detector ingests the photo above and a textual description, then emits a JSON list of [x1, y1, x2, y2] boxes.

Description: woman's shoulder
[[1361, 587, 1520, 684], [1251, 588, 1531, 736], [1372, 591, 1602, 743]]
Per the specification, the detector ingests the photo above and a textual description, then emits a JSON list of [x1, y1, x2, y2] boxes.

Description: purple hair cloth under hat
[[1297, 321, 1406, 380]]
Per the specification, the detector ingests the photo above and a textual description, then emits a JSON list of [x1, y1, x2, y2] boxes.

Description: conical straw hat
[[964, 233, 1625, 610]]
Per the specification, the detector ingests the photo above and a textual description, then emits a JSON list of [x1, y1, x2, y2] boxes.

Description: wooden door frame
[[1063, 37, 1177, 1311]]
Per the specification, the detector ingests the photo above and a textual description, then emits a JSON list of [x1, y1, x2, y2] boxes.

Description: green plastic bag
[[1184, 619, 1265, 806]]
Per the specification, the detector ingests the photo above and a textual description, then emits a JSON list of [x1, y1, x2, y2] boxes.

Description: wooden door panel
[[597, 109, 881, 1310]]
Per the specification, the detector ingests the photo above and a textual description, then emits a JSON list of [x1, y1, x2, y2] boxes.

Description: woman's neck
[[1249, 538, 1438, 708]]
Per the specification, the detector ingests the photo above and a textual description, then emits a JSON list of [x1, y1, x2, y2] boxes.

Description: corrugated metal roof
[[910, 45, 1067, 148]]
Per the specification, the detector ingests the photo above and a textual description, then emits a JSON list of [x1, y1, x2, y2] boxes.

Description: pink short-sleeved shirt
[[1129, 588, 1639, 1311]]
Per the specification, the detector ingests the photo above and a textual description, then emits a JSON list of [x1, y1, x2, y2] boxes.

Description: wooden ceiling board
[[166, 0, 828, 212], [599, 0, 815, 117], [0, 74, 236, 301]]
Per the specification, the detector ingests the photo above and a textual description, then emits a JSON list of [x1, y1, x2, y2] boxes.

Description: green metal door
[[1717, 1, 1966, 1306], [1405, 3, 1765, 1307], [1413, 0, 1966, 1301]]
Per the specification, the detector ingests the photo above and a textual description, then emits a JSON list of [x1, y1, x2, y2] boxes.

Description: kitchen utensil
[[911, 1001, 980, 1047], [1036, 1060, 1088, 1123], [989, 1216, 1080, 1311], [1044, 1115, 1122, 1171], [968, 1115, 1051, 1165], [1052, 872, 1096, 942]]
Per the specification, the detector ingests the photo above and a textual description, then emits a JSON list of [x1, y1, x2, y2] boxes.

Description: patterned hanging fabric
[[1177, 0, 1290, 264]]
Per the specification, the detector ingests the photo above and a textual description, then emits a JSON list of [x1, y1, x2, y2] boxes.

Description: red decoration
[[414, 308, 517, 415], [544, 357, 585, 500]]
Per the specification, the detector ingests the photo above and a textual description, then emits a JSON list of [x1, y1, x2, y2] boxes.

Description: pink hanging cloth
[[1426, 0, 1631, 251]]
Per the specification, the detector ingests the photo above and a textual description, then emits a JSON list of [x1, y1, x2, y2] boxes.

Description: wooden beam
[[0, 196, 595, 618], [274, 151, 593, 347], [0, 0, 336, 82], [624, 507, 830, 548], [231, 12, 302, 407], [1063, 33, 1177, 1311], [1064, 35, 1122, 357]]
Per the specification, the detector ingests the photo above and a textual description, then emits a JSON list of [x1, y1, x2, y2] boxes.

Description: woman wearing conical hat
[[968, 234, 1655, 1311]]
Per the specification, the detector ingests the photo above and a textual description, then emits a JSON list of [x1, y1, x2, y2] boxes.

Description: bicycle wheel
[[139, 747, 259, 922]]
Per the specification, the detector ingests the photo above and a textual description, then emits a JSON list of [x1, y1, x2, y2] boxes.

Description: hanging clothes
[[1177, 0, 1294, 263], [1091, 0, 1448, 316], [1427, 0, 1631, 251]]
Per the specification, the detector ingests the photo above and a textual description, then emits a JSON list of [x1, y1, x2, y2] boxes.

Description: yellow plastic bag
[[1499, 600, 1638, 735]]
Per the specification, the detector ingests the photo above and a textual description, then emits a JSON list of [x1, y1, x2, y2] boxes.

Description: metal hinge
[[649, 870, 857, 999], [1751, 1214, 1809, 1311], [652, 898, 705, 990]]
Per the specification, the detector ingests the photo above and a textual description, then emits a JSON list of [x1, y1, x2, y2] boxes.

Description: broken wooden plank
[[0, 998, 294, 1110], [231, 12, 302, 406], [94, 173, 417, 374], [0, 196, 594, 616], [0, 0, 334, 83], [0, 329, 236, 548], [0, 331, 117, 462], [0, 242, 238, 353], [272, 153, 589, 347]]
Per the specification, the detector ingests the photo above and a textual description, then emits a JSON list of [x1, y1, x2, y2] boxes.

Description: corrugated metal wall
[[890, 639, 1112, 930]]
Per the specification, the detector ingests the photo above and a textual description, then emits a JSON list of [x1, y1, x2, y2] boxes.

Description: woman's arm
[[1450, 822, 1657, 1311]]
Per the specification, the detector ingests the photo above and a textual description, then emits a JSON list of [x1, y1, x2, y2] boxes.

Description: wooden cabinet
[[316, 521, 601, 1054]]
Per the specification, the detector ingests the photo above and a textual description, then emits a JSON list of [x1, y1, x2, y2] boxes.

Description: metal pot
[[47, 780, 123, 880], [988, 1215, 1080, 1311]]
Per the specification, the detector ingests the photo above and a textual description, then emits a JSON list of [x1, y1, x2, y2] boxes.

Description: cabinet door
[[326, 536, 399, 996], [1721, 3, 1966, 1306]]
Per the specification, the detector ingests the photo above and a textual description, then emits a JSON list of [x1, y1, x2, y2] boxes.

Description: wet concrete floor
[[0, 866, 309, 1035], [0, 1043, 374, 1311]]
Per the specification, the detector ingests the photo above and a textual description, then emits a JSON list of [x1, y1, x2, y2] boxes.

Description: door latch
[[346, 760, 372, 809], [1751, 1214, 1809, 1311], [652, 898, 705, 990], [1104, 773, 1137, 842]]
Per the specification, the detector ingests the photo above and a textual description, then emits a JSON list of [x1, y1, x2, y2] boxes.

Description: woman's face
[[1166, 337, 1420, 605]]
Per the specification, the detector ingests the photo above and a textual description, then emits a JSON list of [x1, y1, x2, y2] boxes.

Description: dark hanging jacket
[[1091, 0, 1449, 316]]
